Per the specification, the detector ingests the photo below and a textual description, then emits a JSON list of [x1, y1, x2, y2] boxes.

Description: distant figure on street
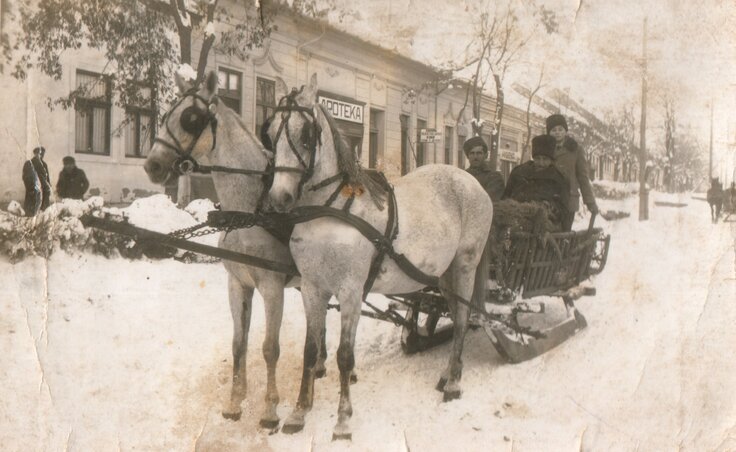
[[463, 135, 505, 202], [707, 178, 723, 223], [503, 134, 569, 229], [546, 114, 598, 231], [22, 146, 52, 216], [57, 156, 90, 200]]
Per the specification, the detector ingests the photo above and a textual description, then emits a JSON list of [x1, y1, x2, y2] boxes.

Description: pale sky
[[332, 0, 736, 173]]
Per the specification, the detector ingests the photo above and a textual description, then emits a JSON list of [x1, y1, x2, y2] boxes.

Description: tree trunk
[[492, 74, 503, 171]]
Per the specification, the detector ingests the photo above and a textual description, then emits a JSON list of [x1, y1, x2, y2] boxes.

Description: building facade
[[0, 7, 539, 205]]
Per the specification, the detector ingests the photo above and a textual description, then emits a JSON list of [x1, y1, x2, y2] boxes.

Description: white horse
[[144, 70, 327, 429], [264, 74, 493, 439]]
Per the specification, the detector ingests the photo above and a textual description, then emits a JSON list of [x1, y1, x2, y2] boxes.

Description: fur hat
[[531, 135, 556, 159], [463, 136, 488, 154], [63, 156, 75, 164], [545, 114, 568, 134]]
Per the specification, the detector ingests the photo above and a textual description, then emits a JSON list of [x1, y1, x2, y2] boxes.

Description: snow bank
[[0, 197, 103, 261], [0, 195, 220, 262], [592, 180, 639, 199]]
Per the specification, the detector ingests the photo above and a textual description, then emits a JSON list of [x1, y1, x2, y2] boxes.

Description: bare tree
[[449, 1, 555, 168], [661, 95, 676, 191], [518, 64, 545, 162]]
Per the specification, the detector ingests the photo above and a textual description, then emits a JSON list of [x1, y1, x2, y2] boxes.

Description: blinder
[[154, 89, 219, 176], [180, 105, 210, 135], [260, 117, 273, 151]]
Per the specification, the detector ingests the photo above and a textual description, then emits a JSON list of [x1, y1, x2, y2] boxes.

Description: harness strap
[[324, 177, 347, 207], [310, 172, 345, 191], [342, 193, 356, 212], [287, 205, 439, 288], [362, 177, 398, 299]]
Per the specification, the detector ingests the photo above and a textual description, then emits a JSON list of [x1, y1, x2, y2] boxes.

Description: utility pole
[[639, 18, 649, 221], [709, 99, 714, 180]]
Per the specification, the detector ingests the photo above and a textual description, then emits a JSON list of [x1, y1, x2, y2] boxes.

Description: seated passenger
[[502, 135, 569, 228]]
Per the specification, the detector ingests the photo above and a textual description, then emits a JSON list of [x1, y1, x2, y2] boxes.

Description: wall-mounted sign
[[500, 150, 519, 161], [419, 128, 442, 143], [318, 96, 364, 124], [499, 138, 520, 162]]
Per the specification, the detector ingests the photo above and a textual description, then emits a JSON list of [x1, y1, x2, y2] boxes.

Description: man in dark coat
[[546, 114, 598, 231], [56, 156, 90, 200], [462, 135, 505, 311], [464, 135, 505, 202], [22, 146, 52, 216], [503, 135, 569, 227]]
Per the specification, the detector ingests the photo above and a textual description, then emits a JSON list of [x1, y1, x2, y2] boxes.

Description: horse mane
[[317, 103, 386, 210]]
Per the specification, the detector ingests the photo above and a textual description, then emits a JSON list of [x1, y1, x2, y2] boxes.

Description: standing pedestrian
[[56, 156, 90, 200], [22, 146, 52, 215], [546, 114, 598, 231]]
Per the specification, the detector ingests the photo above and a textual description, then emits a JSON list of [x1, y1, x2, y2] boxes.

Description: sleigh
[[82, 210, 609, 364], [389, 214, 610, 363]]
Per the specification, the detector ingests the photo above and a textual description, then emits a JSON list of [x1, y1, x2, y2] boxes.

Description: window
[[400, 114, 410, 175], [416, 118, 427, 166], [444, 126, 453, 164], [124, 86, 155, 158], [75, 70, 111, 155], [217, 68, 241, 114], [457, 134, 466, 168], [368, 109, 384, 168], [255, 77, 275, 135]]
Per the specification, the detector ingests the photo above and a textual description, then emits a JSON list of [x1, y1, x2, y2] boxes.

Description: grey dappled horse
[[264, 74, 493, 439], [144, 71, 326, 429]]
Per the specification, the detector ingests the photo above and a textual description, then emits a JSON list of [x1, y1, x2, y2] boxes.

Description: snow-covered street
[[1, 193, 734, 451]]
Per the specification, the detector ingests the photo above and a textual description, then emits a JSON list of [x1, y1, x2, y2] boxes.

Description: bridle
[[154, 88, 270, 178], [260, 87, 325, 195]]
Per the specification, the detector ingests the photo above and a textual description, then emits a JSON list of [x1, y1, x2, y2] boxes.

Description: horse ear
[[304, 73, 318, 103], [204, 70, 218, 98], [275, 76, 289, 100], [175, 71, 194, 95]]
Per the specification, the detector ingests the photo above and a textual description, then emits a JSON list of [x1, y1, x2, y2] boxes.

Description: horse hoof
[[350, 373, 358, 384], [281, 422, 305, 435], [222, 411, 242, 421], [315, 369, 326, 379], [443, 389, 462, 402], [259, 419, 280, 430], [435, 377, 447, 392], [332, 432, 352, 441]]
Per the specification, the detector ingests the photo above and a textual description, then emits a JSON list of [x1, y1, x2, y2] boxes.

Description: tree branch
[[195, 0, 218, 83]]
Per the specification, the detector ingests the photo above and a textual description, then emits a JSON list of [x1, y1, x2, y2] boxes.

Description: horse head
[[144, 70, 220, 185], [265, 73, 322, 212]]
